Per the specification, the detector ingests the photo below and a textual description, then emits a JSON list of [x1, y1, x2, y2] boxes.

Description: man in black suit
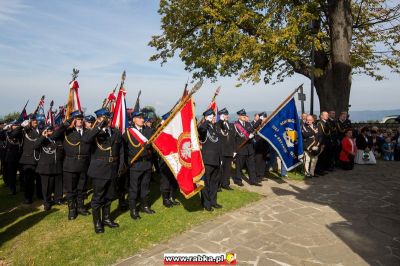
[[233, 109, 261, 186], [216, 108, 235, 190], [123, 111, 155, 220], [316, 111, 331, 175], [82, 108, 124, 234], [198, 108, 222, 212], [19, 115, 41, 204], [59, 110, 91, 220]]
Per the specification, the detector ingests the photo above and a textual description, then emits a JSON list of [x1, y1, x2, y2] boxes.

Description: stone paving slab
[[116, 161, 400, 266]]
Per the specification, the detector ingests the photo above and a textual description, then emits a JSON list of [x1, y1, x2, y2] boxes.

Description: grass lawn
[[0, 175, 261, 266]]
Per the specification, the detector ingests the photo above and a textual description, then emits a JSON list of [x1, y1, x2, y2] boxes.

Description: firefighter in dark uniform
[[216, 108, 235, 190], [123, 111, 155, 220], [34, 125, 64, 210], [82, 108, 123, 233], [316, 111, 331, 175], [198, 108, 222, 212], [19, 115, 42, 204], [336, 112, 352, 141], [233, 109, 261, 186], [1, 121, 23, 195], [59, 110, 91, 220], [158, 113, 180, 208], [254, 112, 270, 182]]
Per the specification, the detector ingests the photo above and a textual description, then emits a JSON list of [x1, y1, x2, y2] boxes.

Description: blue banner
[[258, 97, 303, 171]]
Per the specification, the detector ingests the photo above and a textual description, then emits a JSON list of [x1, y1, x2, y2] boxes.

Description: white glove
[[205, 115, 213, 122], [21, 120, 30, 127], [3, 124, 11, 130], [260, 116, 265, 120], [233, 152, 237, 157], [249, 133, 254, 139], [219, 114, 226, 121]]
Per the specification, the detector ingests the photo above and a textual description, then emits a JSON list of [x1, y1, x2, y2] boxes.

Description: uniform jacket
[[234, 120, 260, 156], [82, 127, 124, 180], [336, 119, 352, 140], [302, 123, 320, 151], [19, 126, 41, 166], [122, 125, 153, 171], [33, 129, 64, 175], [356, 134, 372, 150], [61, 125, 91, 173], [198, 121, 222, 166], [317, 119, 331, 146], [216, 120, 236, 157], [1, 127, 23, 163]]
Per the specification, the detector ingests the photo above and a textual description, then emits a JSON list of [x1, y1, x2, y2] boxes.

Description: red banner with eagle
[[152, 99, 205, 198]]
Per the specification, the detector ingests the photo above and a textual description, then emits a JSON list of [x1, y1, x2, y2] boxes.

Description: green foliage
[[150, 0, 400, 83], [0, 112, 20, 122], [0, 176, 261, 265]]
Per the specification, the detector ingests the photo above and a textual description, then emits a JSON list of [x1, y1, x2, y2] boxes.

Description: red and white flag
[[66, 80, 82, 118], [127, 128, 148, 145], [45, 100, 55, 126], [152, 98, 205, 198], [107, 91, 117, 112], [111, 87, 128, 134]]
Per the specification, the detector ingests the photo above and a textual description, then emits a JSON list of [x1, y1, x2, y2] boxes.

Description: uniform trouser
[[4, 162, 18, 193], [41, 174, 62, 206], [63, 171, 87, 203], [201, 164, 220, 209], [221, 156, 233, 187], [91, 178, 116, 211], [128, 169, 151, 209], [254, 153, 267, 180], [23, 166, 38, 201], [116, 172, 128, 198], [316, 145, 332, 171], [160, 166, 178, 193], [304, 152, 318, 176], [234, 153, 257, 184]]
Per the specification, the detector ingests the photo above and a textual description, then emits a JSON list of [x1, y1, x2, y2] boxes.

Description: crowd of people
[[1, 107, 399, 234], [300, 111, 400, 177]]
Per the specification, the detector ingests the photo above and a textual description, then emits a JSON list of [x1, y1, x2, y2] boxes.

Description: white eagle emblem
[[180, 141, 192, 160], [283, 128, 298, 148]]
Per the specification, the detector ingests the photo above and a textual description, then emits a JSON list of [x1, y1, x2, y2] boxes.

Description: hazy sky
[[0, 0, 398, 116]]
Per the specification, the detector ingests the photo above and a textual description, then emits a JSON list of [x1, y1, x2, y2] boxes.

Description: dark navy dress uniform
[[33, 127, 64, 210], [233, 109, 261, 186], [198, 109, 222, 211], [216, 108, 235, 189], [122, 123, 154, 219], [19, 123, 41, 203]]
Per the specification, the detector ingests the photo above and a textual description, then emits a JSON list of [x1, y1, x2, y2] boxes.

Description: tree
[[1, 112, 20, 122], [149, 0, 400, 114]]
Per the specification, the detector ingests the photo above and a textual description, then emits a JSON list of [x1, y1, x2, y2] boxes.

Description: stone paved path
[[116, 161, 400, 266]]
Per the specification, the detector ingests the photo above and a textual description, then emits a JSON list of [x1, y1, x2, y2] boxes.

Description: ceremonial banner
[[152, 99, 205, 198], [45, 100, 55, 126], [34, 95, 46, 124], [54, 106, 65, 126], [17, 100, 29, 123], [111, 87, 128, 134], [257, 97, 304, 171]]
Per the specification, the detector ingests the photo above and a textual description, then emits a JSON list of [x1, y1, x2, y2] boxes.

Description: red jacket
[[340, 137, 356, 162]]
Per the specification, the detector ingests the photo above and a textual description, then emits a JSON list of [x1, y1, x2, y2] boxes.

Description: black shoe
[[234, 182, 244, 187], [204, 206, 214, 212], [249, 182, 262, 187], [222, 186, 233, 190], [77, 199, 90, 215], [170, 198, 181, 206], [141, 206, 156, 214], [163, 198, 174, 208], [92, 208, 104, 234], [102, 205, 119, 228], [130, 209, 141, 220], [68, 200, 77, 220], [23, 199, 33, 204], [212, 203, 223, 209]]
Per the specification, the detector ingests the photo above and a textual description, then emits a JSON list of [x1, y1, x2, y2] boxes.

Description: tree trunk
[[314, 0, 353, 115]]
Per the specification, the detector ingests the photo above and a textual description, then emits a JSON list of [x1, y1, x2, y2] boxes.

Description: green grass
[[0, 175, 261, 266]]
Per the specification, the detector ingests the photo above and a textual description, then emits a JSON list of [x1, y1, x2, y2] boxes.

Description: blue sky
[[0, 0, 399, 116]]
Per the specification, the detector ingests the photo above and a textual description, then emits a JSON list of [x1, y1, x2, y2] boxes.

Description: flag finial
[[72, 68, 79, 81]]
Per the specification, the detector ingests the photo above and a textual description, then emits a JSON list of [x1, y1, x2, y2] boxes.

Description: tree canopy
[[149, 0, 399, 85]]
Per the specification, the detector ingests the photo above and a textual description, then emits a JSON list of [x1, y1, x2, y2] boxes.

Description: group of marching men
[[0, 104, 352, 233], [1, 105, 276, 234]]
